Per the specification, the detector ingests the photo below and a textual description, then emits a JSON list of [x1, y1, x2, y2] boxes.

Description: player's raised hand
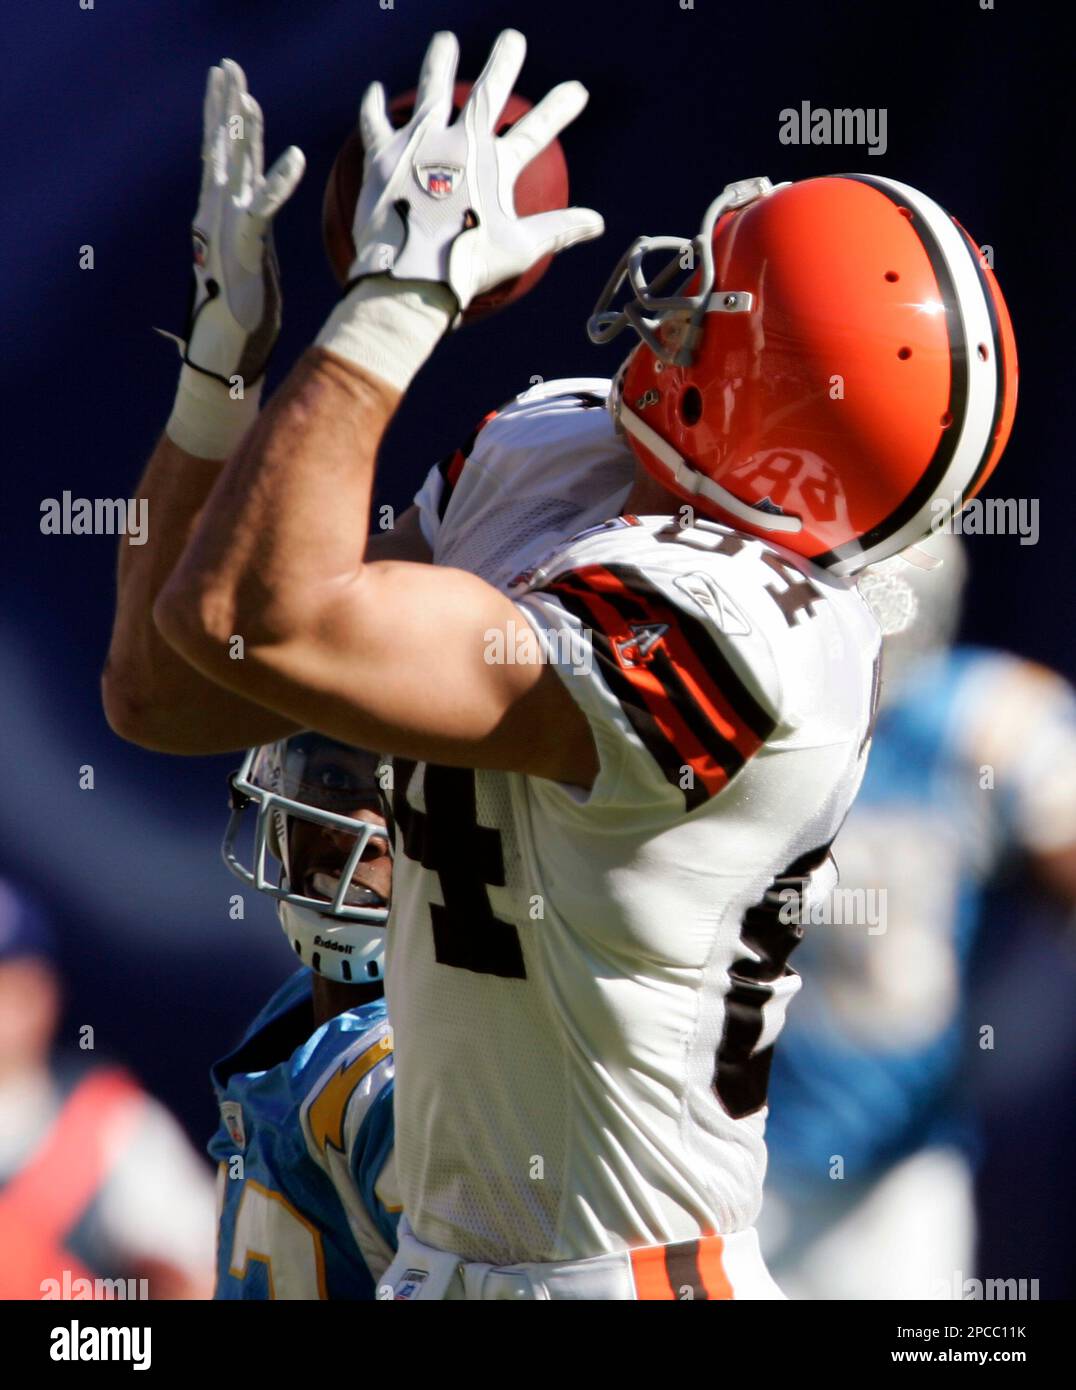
[[350, 30, 604, 317], [179, 60, 305, 386]]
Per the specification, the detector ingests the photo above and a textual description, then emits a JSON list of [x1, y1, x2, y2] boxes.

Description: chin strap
[[277, 899, 386, 985]]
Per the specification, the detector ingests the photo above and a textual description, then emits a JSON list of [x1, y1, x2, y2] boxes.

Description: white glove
[[165, 59, 305, 457], [316, 30, 604, 390]]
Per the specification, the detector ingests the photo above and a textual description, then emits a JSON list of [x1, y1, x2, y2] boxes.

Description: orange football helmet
[[588, 175, 1017, 575]]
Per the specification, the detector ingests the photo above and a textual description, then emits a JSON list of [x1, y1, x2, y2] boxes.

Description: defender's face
[[282, 741, 392, 913]]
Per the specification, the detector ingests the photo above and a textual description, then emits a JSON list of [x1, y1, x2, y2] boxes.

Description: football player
[[105, 34, 1017, 1297], [210, 733, 399, 1299], [761, 533, 1076, 1299]]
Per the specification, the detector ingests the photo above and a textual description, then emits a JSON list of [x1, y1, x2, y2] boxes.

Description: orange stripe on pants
[[629, 1234, 734, 1301]]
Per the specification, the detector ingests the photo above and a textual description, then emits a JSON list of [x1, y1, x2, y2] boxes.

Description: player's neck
[[622, 466, 680, 519], [311, 973, 384, 1027]]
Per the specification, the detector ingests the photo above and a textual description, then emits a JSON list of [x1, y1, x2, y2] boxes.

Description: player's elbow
[[152, 573, 309, 690], [100, 658, 196, 753], [101, 662, 152, 746], [100, 662, 182, 752], [152, 578, 240, 679]]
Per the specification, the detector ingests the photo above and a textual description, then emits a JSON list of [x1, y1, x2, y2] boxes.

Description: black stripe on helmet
[[812, 173, 970, 570], [958, 228, 1006, 500]]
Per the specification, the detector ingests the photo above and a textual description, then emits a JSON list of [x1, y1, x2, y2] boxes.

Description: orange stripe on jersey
[[597, 564, 768, 760], [445, 447, 466, 489], [436, 410, 500, 517], [543, 564, 776, 809], [551, 572, 725, 799]]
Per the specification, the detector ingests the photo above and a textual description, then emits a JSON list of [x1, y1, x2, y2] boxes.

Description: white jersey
[[385, 378, 881, 1264]]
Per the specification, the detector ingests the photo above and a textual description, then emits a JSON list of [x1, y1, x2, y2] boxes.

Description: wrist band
[[166, 364, 263, 459], [315, 278, 456, 392]]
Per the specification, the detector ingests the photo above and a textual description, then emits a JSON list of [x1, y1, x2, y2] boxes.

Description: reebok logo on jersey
[[674, 572, 751, 635]]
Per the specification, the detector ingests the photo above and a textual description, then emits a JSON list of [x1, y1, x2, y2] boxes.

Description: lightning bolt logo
[[307, 1031, 392, 1158]]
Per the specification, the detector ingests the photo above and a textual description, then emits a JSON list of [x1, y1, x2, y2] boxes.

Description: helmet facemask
[[223, 735, 392, 983], [587, 176, 805, 539], [587, 176, 769, 366]]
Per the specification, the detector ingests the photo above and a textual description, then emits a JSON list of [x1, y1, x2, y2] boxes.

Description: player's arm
[[100, 58, 430, 755], [103, 60, 314, 755], [103, 425, 429, 757], [154, 345, 598, 783], [103, 433, 303, 753], [154, 31, 604, 783]]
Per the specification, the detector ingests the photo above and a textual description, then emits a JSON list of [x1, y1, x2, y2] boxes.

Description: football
[[322, 82, 570, 323]]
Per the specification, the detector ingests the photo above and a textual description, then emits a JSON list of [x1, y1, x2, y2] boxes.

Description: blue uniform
[[767, 646, 1076, 1186], [209, 969, 398, 1299]]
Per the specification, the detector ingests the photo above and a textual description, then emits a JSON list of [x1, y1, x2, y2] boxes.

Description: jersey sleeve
[[412, 378, 618, 556], [412, 411, 498, 552], [514, 548, 783, 818]]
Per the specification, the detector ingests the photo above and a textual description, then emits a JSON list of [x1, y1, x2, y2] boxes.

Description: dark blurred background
[[2, 0, 1072, 1295]]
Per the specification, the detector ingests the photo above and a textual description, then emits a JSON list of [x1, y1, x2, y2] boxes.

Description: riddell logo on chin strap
[[313, 935, 353, 954]]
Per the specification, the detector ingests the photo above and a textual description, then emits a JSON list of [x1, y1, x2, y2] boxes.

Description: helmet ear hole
[[680, 386, 703, 426]]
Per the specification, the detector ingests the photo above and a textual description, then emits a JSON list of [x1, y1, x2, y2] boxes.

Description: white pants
[[379, 1219, 786, 1300], [759, 1146, 976, 1300]]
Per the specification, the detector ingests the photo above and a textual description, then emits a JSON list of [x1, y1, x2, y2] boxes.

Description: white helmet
[[222, 735, 391, 984]]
